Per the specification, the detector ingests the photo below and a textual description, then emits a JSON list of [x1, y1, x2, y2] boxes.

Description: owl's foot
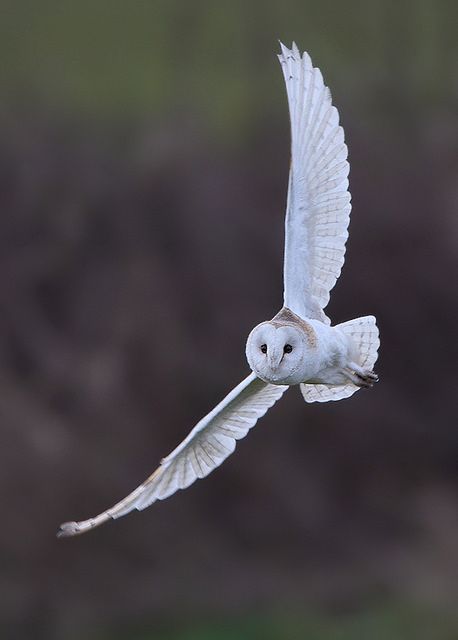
[[344, 363, 379, 388]]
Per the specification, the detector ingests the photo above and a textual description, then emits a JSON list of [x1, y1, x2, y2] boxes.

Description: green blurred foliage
[[0, 0, 456, 136], [99, 603, 458, 640]]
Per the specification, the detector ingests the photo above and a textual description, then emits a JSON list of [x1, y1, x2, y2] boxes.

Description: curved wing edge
[[57, 373, 288, 537]]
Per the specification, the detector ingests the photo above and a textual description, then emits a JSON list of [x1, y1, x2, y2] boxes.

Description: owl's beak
[[267, 347, 283, 371]]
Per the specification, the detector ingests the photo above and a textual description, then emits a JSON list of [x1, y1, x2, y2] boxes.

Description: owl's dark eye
[[284, 344, 293, 353], [260, 344, 267, 354]]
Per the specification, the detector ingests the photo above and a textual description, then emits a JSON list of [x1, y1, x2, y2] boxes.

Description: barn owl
[[58, 43, 379, 537]]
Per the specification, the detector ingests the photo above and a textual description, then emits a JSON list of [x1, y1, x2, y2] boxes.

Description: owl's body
[[58, 43, 380, 538], [246, 307, 378, 392]]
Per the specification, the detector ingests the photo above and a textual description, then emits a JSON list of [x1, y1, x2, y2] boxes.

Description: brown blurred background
[[1, 1, 457, 638]]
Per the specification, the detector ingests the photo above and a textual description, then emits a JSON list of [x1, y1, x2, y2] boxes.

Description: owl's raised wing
[[279, 43, 351, 323], [57, 374, 287, 537]]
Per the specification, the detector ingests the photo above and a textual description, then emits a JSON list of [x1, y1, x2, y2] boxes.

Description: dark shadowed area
[[1, 1, 457, 639]]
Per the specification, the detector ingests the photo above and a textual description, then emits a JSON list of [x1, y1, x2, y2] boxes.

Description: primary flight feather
[[58, 43, 379, 538]]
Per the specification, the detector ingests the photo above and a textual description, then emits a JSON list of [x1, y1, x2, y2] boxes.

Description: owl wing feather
[[57, 374, 287, 536], [279, 42, 351, 322]]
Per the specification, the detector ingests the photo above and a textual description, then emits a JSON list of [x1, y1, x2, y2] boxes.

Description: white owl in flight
[[58, 43, 379, 537]]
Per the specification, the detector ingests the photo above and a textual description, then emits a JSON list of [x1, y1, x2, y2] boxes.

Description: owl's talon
[[344, 364, 379, 388], [355, 370, 378, 388]]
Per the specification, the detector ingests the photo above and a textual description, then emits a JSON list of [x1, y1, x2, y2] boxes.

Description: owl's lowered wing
[[57, 374, 287, 536], [279, 43, 351, 322]]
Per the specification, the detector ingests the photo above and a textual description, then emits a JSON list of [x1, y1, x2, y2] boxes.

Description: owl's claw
[[355, 370, 379, 388], [344, 364, 379, 388]]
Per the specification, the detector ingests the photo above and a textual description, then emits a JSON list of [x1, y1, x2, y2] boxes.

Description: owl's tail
[[300, 315, 380, 403], [338, 315, 380, 370]]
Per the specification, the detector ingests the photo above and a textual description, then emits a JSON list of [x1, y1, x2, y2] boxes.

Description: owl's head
[[245, 321, 307, 385]]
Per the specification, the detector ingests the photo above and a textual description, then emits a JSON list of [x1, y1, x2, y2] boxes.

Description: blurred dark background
[[1, 1, 457, 638]]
